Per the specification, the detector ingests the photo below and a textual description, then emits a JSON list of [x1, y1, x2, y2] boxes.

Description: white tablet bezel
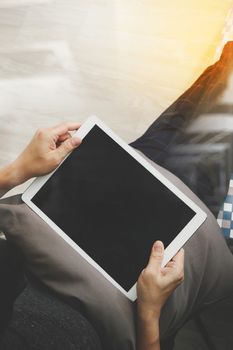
[[22, 115, 207, 301]]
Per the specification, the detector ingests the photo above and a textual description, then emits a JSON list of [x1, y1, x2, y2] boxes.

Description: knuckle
[[51, 154, 61, 167], [61, 121, 70, 130], [137, 273, 144, 284], [181, 271, 185, 281], [58, 122, 67, 130], [64, 139, 73, 151], [177, 270, 184, 283], [35, 128, 46, 139], [153, 252, 163, 260], [143, 268, 155, 280]]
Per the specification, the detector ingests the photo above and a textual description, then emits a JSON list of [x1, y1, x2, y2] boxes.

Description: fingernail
[[153, 241, 163, 251], [71, 137, 81, 146]]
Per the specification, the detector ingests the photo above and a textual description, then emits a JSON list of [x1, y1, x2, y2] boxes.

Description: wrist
[[0, 161, 26, 191], [137, 304, 161, 323], [137, 305, 161, 350]]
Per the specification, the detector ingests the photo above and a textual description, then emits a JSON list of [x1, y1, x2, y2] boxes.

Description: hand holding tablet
[[137, 241, 185, 318], [22, 116, 206, 301]]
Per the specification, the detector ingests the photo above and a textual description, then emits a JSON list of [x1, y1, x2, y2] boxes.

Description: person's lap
[[130, 156, 233, 341], [130, 44, 233, 339]]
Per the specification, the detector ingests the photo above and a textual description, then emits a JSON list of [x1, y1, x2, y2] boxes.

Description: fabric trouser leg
[[130, 45, 233, 216]]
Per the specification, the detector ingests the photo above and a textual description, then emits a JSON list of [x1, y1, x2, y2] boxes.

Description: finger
[[162, 250, 184, 283], [147, 241, 164, 271], [163, 249, 184, 278], [57, 133, 71, 143], [52, 122, 81, 136], [164, 261, 176, 269], [172, 248, 185, 268], [56, 136, 82, 160]]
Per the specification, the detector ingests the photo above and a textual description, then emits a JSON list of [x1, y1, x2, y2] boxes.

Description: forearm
[[0, 161, 25, 197], [137, 310, 160, 350], [136, 242, 184, 350]]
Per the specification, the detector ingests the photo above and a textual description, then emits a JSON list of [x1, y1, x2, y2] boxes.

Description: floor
[[0, 0, 232, 196]]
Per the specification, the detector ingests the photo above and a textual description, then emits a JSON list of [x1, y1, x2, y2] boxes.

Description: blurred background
[[0, 0, 232, 195]]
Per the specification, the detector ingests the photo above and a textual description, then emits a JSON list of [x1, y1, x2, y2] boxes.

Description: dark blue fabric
[[130, 42, 233, 217]]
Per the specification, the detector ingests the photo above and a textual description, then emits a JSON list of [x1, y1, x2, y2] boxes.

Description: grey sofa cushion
[[0, 160, 233, 350]]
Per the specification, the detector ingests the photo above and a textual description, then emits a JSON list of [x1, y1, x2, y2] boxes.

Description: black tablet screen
[[32, 125, 195, 291]]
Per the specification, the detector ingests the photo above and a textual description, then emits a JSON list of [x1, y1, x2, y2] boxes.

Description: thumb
[[57, 137, 81, 160], [147, 241, 164, 271]]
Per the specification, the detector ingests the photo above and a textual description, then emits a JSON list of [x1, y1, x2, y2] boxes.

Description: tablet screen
[[32, 125, 195, 292]]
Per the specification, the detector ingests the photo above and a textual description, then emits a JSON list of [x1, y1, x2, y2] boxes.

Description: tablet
[[22, 116, 207, 301]]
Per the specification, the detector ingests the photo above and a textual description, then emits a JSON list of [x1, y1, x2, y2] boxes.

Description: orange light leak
[[115, 0, 232, 111]]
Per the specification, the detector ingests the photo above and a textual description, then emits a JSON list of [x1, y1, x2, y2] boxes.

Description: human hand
[[137, 241, 184, 321], [9, 122, 81, 186]]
